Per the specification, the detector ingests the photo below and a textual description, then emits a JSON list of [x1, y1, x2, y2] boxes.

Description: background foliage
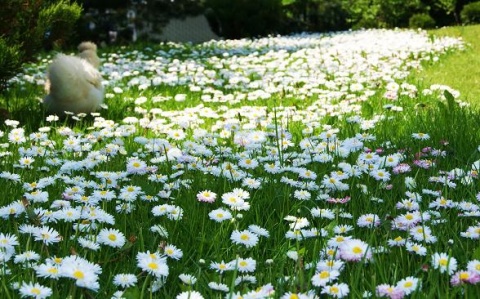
[[461, 1, 480, 23], [75, 0, 480, 40], [0, 0, 81, 92]]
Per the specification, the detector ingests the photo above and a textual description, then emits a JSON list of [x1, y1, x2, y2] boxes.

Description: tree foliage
[[461, 1, 480, 23], [0, 38, 22, 91], [205, 0, 284, 39], [339, 0, 425, 28], [0, 0, 82, 92], [409, 13, 437, 28]]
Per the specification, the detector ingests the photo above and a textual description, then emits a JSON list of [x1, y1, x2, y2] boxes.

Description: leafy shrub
[[0, 0, 82, 92], [0, 38, 23, 91], [409, 13, 436, 29], [461, 1, 480, 24], [341, 0, 424, 29], [205, 0, 283, 39], [315, 0, 349, 32], [341, 0, 383, 29], [39, 1, 83, 49]]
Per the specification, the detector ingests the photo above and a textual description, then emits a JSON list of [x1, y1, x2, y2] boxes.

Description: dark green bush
[[315, 0, 349, 32], [409, 13, 436, 28], [340, 0, 425, 29], [461, 1, 480, 24], [0, 38, 23, 91], [205, 0, 284, 39], [39, 1, 83, 49], [0, 0, 82, 92], [281, 0, 349, 33]]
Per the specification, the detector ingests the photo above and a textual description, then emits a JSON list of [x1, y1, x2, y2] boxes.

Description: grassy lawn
[[413, 24, 480, 107], [1, 28, 480, 298]]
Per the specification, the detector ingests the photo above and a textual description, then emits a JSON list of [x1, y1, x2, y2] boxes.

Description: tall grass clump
[[0, 28, 480, 298]]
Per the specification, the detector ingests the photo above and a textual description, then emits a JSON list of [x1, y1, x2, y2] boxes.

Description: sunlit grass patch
[[413, 24, 480, 107]]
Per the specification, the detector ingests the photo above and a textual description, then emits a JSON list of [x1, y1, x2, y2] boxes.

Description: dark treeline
[[78, 0, 480, 40]]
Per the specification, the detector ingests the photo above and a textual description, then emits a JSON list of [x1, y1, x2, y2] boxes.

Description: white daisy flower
[[97, 228, 126, 248]]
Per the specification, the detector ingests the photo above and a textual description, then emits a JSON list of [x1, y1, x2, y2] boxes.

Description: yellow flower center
[[319, 271, 330, 279], [73, 270, 84, 279], [240, 234, 250, 241], [352, 246, 363, 254], [460, 272, 470, 280], [48, 268, 58, 274], [330, 286, 339, 294]]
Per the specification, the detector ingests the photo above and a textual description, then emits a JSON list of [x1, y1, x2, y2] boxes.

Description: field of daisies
[[2, 28, 480, 298]]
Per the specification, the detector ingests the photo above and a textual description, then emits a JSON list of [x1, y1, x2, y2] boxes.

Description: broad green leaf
[[443, 89, 456, 112]]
